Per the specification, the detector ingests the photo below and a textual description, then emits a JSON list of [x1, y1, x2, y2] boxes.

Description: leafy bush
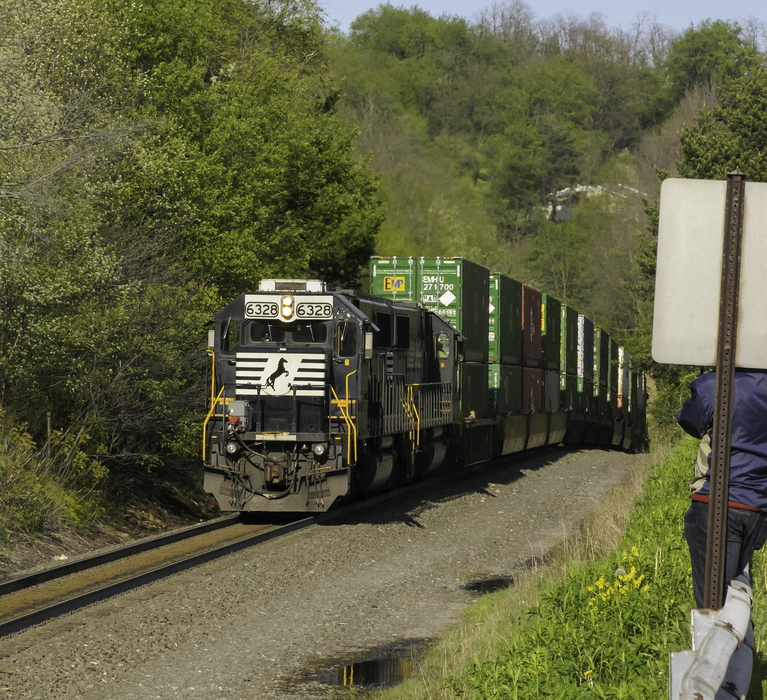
[[0, 410, 105, 544]]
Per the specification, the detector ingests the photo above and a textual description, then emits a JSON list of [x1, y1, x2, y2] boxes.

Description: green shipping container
[[560, 305, 578, 376], [610, 337, 619, 394], [560, 373, 577, 412], [593, 327, 610, 388], [460, 362, 490, 420], [593, 382, 612, 418], [542, 294, 561, 371], [488, 274, 522, 365], [488, 364, 523, 415], [576, 376, 592, 413], [418, 257, 489, 363], [370, 256, 489, 362], [369, 256, 420, 301]]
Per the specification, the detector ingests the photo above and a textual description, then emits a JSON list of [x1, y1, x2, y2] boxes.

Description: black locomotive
[[203, 258, 648, 513]]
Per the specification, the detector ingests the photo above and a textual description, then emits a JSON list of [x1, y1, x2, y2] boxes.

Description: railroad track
[[0, 448, 558, 643], [0, 513, 316, 639]]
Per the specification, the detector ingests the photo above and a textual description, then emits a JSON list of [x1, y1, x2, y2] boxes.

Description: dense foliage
[[0, 0, 383, 535], [328, 5, 767, 441], [329, 6, 765, 341]]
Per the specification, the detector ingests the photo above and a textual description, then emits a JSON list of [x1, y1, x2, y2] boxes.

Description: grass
[[366, 437, 767, 699]]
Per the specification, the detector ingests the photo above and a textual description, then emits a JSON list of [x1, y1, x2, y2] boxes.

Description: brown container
[[522, 367, 543, 413], [522, 286, 542, 368]]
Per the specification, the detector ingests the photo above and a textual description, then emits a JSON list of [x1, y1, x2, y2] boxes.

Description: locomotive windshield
[[246, 320, 330, 345]]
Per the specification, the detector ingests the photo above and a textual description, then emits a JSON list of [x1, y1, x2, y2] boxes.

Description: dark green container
[[488, 274, 523, 365], [629, 369, 638, 427], [418, 257, 489, 363], [460, 361, 490, 420], [369, 256, 420, 301], [576, 377, 592, 413], [610, 337, 619, 393], [593, 327, 610, 388], [560, 305, 578, 376], [636, 371, 647, 434], [488, 364, 523, 415], [543, 369, 560, 411], [593, 382, 612, 418], [542, 294, 561, 371], [560, 374, 577, 411]]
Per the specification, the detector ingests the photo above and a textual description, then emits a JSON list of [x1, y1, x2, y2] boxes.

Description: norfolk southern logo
[[235, 352, 326, 397], [259, 356, 298, 395], [264, 358, 290, 391]]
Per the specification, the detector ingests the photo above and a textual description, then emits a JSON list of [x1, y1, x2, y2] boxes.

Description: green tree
[[108, 0, 384, 296], [678, 68, 767, 181], [665, 20, 757, 103]]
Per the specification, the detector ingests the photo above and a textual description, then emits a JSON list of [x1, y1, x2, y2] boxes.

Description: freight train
[[202, 257, 648, 513]]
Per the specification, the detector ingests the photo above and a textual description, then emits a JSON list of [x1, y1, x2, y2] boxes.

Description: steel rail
[[0, 515, 316, 638], [0, 464, 453, 638], [0, 514, 242, 598]]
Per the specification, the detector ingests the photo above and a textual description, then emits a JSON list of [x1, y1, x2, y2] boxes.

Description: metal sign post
[[704, 171, 745, 610]]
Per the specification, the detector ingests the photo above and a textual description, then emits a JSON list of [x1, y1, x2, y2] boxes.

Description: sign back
[[652, 178, 767, 369]]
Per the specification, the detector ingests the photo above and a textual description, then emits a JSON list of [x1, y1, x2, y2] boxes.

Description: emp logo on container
[[383, 276, 406, 292]]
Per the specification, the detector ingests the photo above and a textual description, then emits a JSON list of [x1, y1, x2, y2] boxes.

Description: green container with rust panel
[[489, 363, 523, 415], [369, 256, 420, 302], [418, 257, 489, 363], [489, 274, 523, 365], [593, 327, 610, 388], [560, 305, 578, 376], [541, 293, 561, 371]]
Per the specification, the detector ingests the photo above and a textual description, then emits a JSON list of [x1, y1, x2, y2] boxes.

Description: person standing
[[677, 369, 767, 606], [677, 369, 767, 698]]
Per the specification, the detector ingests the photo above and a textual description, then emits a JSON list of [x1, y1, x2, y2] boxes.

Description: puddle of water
[[322, 643, 423, 689], [462, 576, 515, 595]]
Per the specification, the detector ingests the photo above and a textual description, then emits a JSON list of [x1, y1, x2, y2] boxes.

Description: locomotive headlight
[[312, 443, 327, 458], [280, 295, 294, 319], [225, 441, 241, 457]]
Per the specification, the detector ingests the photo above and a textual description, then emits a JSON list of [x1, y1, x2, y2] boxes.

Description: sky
[[318, 0, 766, 37]]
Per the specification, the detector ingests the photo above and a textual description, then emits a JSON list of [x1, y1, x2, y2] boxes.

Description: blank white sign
[[652, 178, 767, 369]]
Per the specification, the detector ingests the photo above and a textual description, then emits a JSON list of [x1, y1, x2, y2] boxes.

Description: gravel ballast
[[0, 446, 649, 699]]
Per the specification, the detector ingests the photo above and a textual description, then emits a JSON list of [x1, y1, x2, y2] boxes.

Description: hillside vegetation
[[329, 6, 765, 358], [1, 0, 767, 539]]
